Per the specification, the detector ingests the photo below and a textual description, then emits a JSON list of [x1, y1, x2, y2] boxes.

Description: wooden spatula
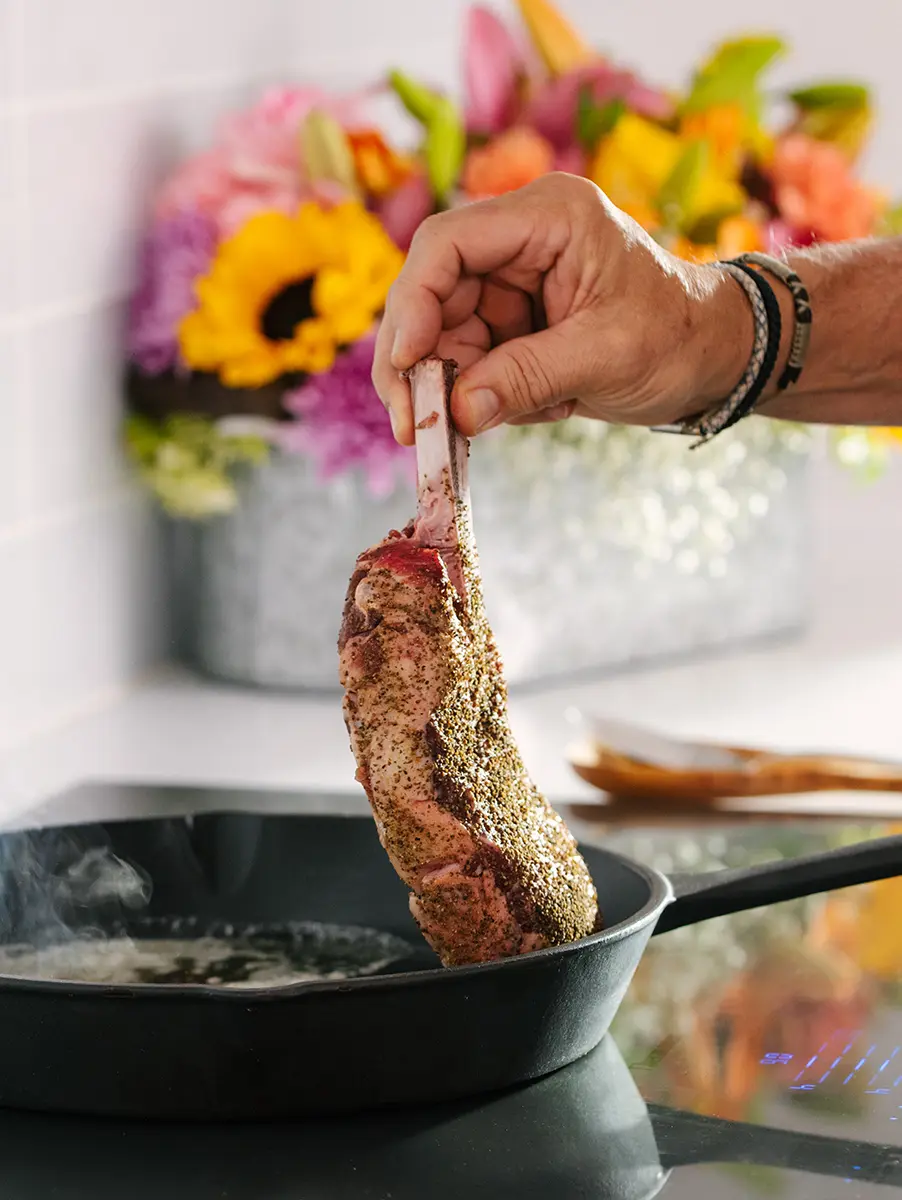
[[568, 714, 902, 805]]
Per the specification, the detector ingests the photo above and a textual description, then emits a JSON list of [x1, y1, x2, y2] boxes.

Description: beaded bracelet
[[732, 251, 812, 390]]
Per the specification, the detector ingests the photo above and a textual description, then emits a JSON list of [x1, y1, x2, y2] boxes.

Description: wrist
[[680, 265, 754, 418]]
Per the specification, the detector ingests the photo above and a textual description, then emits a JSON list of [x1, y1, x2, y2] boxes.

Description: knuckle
[[409, 211, 450, 252], [543, 171, 603, 209]]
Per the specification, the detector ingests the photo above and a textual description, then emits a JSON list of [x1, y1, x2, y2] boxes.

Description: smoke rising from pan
[[0, 828, 152, 948], [54, 846, 151, 911]]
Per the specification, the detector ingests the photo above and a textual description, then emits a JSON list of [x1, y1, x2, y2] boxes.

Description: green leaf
[[300, 109, 360, 196], [657, 139, 709, 224], [149, 466, 239, 519], [388, 69, 443, 125], [124, 414, 163, 466], [682, 35, 785, 115], [164, 413, 218, 454], [577, 88, 625, 149], [424, 96, 466, 202], [789, 81, 870, 111], [123, 413, 271, 520]]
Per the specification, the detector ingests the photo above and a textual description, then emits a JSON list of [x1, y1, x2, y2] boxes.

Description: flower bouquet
[[124, 0, 899, 688]]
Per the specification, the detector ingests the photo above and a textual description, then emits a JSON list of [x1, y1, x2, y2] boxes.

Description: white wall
[[0, 0, 334, 749], [0, 0, 900, 749]]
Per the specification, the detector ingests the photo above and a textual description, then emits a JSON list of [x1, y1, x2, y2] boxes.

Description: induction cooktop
[[3, 782, 902, 1199]]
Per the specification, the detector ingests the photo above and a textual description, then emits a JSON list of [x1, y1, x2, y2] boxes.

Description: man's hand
[[373, 173, 750, 445]]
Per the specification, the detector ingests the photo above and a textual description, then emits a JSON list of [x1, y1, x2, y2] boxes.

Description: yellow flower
[[588, 113, 745, 233], [515, 0, 595, 77], [589, 113, 679, 225], [179, 201, 404, 388]]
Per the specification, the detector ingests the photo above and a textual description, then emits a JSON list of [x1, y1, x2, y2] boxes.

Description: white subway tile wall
[[0, 327, 21, 527], [0, 2, 12, 101], [23, 302, 128, 519], [0, 0, 900, 749], [0, 114, 17, 317]]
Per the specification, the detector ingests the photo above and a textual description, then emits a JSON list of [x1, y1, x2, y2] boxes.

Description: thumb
[[451, 323, 590, 436]]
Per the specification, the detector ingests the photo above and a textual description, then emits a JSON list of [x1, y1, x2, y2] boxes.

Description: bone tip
[[401, 355, 460, 383]]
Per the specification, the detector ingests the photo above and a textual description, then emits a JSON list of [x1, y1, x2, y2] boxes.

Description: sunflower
[[179, 201, 404, 388]]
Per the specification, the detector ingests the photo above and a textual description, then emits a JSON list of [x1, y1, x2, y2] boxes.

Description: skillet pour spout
[[0, 805, 899, 1119]]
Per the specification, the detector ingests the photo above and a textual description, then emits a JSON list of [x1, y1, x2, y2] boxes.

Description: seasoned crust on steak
[[338, 358, 599, 966]]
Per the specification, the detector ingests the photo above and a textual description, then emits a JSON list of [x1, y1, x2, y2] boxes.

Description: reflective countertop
[[600, 816, 902, 1198]]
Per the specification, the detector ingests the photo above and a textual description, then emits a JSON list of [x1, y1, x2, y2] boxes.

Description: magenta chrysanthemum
[[281, 335, 414, 497], [127, 209, 218, 375]]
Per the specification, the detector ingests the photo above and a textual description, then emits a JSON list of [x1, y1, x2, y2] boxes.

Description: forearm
[[705, 237, 902, 426]]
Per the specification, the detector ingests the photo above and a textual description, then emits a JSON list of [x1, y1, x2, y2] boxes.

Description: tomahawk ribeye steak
[[338, 357, 599, 966]]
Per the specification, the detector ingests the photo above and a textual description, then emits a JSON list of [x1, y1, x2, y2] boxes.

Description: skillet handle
[[654, 832, 902, 936], [651, 1105, 902, 1186]]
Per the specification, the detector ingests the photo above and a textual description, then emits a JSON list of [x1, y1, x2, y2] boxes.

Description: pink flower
[[554, 144, 586, 175], [527, 64, 673, 151], [765, 217, 814, 254], [155, 150, 234, 227], [376, 172, 435, 250], [281, 334, 414, 498], [463, 6, 526, 136], [156, 87, 366, 235], [219, 87, 326, 188]]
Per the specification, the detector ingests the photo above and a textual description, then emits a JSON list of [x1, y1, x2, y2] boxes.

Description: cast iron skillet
[[0, 806, 900, 1120], [1, 1037, 900, 1199]]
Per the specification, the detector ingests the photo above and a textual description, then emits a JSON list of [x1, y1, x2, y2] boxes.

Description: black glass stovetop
[[5, 784, 902, 1199], [599, 817, 902, 1199]]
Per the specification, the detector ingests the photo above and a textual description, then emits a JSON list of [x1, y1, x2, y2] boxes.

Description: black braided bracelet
[[733, 251, 812, 390], [719, 259, 782, 430]]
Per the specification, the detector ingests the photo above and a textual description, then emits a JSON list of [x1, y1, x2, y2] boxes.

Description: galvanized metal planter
[[169, 422, 812, 690]]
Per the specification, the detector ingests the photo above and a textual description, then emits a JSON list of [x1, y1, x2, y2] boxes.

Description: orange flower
[[681, 103, 746, 174], [681, 103, 774, 173], [462, 127, 555, 198], [771, 133, 884, 242], [348, 129, 414, 198], [717, 215, 764, 256], [671, 238, 719, 264]]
